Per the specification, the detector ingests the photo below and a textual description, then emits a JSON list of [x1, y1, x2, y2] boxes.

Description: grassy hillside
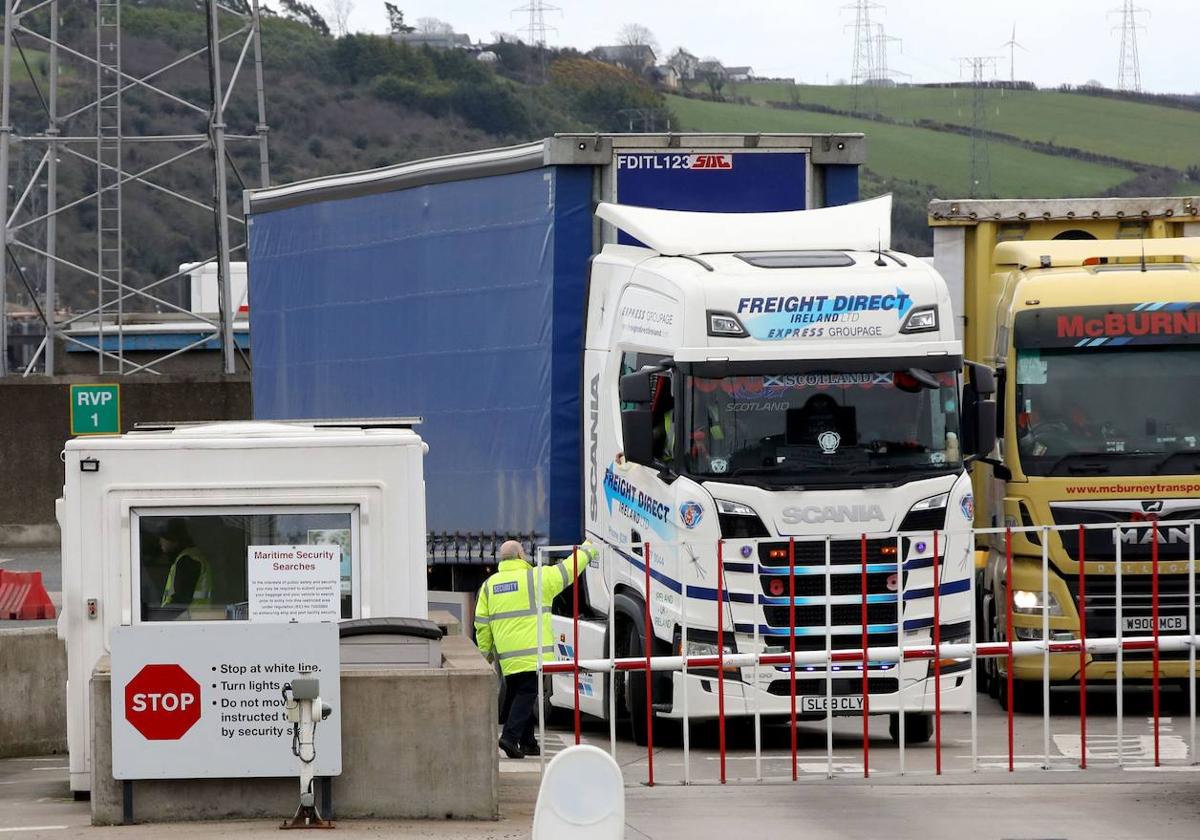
[[738, 83, 1200, 173], [668, 95, 1133, 198]]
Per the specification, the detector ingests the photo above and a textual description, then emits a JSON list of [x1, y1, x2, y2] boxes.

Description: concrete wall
[[0, 374, 251, 542], [90, 636, 498, 824], [0, 627, 67, 758]]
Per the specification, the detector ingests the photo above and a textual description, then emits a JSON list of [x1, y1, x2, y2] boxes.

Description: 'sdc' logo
[[679, 501, 704, 529]]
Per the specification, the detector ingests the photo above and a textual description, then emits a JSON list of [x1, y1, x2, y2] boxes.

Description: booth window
[[135, 508, 356, 622]]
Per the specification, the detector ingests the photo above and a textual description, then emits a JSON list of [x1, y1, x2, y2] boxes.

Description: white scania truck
[[244, 135, 996, 744], [548, 197, 997, 743]]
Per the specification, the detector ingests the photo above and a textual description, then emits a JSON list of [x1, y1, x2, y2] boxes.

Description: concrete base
[[90, 635, 498, 824], [0, 626, 67, 758]]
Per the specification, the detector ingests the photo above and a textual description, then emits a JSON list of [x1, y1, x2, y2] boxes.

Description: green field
[[667, 95, 1134, 198], [736, 83, 1200, 171]]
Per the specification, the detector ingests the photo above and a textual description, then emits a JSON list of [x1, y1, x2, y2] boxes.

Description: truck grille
[[760, 571, 895, 598], [767, 677, 899, 697], [1053, 512, 1199, 562], [759, 538, 895, 567], [1067, 574, 1198, 661], [764, 602, 896, 628]]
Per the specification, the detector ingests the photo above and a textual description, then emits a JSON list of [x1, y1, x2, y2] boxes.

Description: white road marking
[[0, 558, 13, 565], [31, 767, 68, 772], [1054, 733, 1188, 761], [0, 827, 68, 834]]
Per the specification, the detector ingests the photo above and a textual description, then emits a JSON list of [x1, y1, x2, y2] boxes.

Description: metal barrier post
[[642, 541, 654, 787], [969, 528, 978, 773], [789, 537, 797, 781], [573, 545, 581, 745], [1078, 525, 1087, 770], [1116, 532, 1124, 767], [825, 536, 833, 779], [536, 547, 546, 774], [608, 550, 617, 759], [753, 568, 762, 783], [1042, 528, 1050, 770], [861, 533, 869, 779], [896, 533, 905, 776], [681, 552, 690, 786], [933, 529, 942, 776], [1190, 523, 1197, 764], [717, 539, 727, 785], [1152, 520, 1161, 767], [1006, 527, 1014, 773]]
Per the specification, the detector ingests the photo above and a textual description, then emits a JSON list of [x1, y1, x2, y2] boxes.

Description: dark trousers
[[500, 671, 538, 747]]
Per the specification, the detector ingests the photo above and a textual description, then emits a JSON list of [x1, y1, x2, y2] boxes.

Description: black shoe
[[520, 741, 541, 757], [499, 737, 525, 759]]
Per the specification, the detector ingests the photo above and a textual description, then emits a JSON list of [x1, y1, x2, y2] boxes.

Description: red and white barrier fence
[[527, 520, 1198, 784]]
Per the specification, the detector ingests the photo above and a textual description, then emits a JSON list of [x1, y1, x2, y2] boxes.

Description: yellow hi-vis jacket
[[475, 543, 597, 676]]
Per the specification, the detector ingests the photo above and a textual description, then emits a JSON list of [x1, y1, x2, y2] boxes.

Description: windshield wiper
[[1151, 451, 1200, 476], [848, 462, 951, 476], [1040, 450, 1159, 475]]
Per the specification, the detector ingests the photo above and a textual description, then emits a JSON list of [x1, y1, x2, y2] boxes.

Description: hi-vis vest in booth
[[161, 547, 213, 607], [475, 544, 596, 676]]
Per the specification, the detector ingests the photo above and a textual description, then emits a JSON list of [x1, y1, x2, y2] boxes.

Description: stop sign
[[124, 663, 202, 740]]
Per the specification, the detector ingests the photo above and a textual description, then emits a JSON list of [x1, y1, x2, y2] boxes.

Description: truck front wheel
[[621, 620, 651, 746], [889, 712, 933, 745]]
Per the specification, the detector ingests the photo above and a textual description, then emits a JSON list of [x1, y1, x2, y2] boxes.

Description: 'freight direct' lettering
[[737, 293, 910, 315]]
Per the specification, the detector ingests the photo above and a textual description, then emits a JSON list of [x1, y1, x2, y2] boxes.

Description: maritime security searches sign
[[110, 623, 340, 779], [736, 291, 914, 341]]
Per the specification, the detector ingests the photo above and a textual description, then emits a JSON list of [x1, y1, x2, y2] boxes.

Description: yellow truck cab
[[929, 197, 1200, 708]]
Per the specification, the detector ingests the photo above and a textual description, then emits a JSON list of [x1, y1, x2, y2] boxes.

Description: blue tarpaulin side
[[547, 166, 594, 546], [249, 167, 582, 542]]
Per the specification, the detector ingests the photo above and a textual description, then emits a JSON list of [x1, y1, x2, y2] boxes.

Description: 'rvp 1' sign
[[69, 383, 120, 436], [124, 663, 202, 740]]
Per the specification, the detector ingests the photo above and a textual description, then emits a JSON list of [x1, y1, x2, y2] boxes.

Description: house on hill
[[591, 44, 657, 74], [725, 66, 755, 82], [393, 30, 472, 50]]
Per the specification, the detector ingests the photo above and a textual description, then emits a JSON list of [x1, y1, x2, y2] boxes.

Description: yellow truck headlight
[[1012, 589, 1064, 617]]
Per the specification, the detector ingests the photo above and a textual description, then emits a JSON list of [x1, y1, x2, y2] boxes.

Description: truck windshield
[[1014, 345, 1200, 477], [683, 369, 962, 485]]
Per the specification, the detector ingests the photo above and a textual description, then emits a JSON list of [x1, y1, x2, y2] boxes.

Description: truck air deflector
[[675, 354, 963, 378], [595, 195, 893, 256]]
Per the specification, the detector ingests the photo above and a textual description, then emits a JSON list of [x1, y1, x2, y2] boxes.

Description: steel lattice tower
[[957, 56, 1000, 198], [0, 0, 270, 376], [1111, 1, 1147, 93], [844, 0, 879, 89], [514, 0, 559, 47]]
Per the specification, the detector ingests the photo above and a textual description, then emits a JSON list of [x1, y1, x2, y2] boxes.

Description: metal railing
[[527, 519, 1198, 784]]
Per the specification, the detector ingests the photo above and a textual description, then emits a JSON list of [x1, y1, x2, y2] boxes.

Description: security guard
[[160, 518, 213, 609], [475, 539, 596, 759]]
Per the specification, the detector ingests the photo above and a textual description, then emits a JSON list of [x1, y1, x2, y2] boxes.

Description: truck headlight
[[683, 639, 734, 658], [1011, 589, 1064, 616], [900, 305, 938, 334], [910, 492, 948, 512]]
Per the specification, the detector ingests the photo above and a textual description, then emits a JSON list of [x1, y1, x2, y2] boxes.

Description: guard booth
[[56, 419, 428, 796]]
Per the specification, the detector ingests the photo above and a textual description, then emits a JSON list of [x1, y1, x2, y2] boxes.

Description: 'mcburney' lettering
[[1057, 310, 1200, 339]]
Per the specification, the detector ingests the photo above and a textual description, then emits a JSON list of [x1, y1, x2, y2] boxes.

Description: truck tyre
[[889, 712, 933, 745], [998, 678, 1043, 714], [975, 578, 991, 696], [622, 620, 651, 746]]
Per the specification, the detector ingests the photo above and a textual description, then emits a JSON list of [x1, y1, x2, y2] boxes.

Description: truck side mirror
[[619, 369, 656, 403], [621, 409, 656, 466], [962, 361, 998, 460]]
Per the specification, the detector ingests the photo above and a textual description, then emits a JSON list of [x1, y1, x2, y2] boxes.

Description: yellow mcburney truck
[[929, 196, 1200, 708]]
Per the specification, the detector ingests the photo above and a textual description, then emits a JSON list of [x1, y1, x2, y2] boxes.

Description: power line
[[1110, 1, 1148, 93], [999, 22, 1028, 85], [956, 56, 1000, 198]]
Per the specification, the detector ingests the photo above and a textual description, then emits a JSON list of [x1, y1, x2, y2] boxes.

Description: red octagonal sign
[[124, 663, 202, 740]]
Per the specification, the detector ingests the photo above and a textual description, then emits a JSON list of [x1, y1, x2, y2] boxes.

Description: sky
[[334, 0, 1199, 95]]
